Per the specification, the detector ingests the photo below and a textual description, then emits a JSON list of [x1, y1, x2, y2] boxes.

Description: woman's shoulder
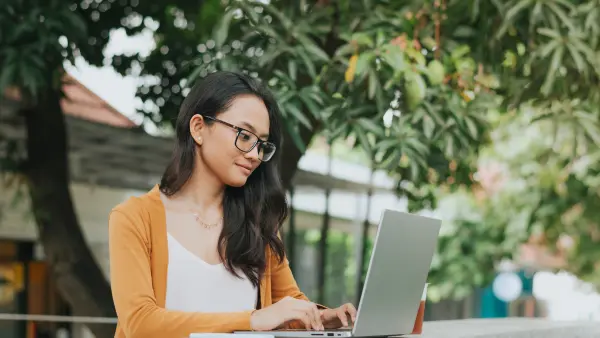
[[109, 185, 162, 232], [113, 185, 159, 211]]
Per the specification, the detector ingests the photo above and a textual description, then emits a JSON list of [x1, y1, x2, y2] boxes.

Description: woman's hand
[[320, 303, 357, 329], [250, 296, 324, 331]]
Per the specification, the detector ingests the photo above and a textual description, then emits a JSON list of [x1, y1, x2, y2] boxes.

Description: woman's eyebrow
[[240, 121, 269, 138]]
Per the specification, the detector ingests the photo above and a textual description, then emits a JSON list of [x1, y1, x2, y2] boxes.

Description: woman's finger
[[336, 308, 349, 327], [345, 303, 357, 322], [296, 311, 311, 330], [303, 308, 319, 330], [308, 305, 322, 330], [311, 304, 324, 330]]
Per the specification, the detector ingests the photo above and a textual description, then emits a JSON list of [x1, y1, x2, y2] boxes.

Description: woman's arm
[[109, 207, 253, 338], [269, 250, 326, 329], [269, 254, 312, 303]]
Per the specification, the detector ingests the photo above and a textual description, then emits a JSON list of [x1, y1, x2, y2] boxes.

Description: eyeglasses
[[201, 115, 277, 162]]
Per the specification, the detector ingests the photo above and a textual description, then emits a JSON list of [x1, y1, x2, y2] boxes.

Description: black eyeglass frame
[[201, 115, 277, 162]]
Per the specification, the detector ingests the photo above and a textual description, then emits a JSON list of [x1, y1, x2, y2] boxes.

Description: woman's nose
[[244, 145, 261, 161]]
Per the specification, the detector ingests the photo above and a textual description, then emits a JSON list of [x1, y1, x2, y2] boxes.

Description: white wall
[[0, 180, 141, 276], [1, 180, 139, 240]]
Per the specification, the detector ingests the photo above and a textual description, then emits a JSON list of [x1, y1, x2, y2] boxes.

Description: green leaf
[[284, 119, 306, 152], [327, 123, 350, 141], [566, 43, 587, 73], [569, 37, 598, 67], [424, 115, 435, 139], [259, 45, 295, 67], [260, 3, 294, 30], [286, 103, 312, 130], [335, 43, 356, 57], [235, 2, 260, 24], [295, 33, 330, 62], [546, 2, 576, 31], [214, 10, 236, 48], [453, 26, 478, 38], [61, 10, 88, 41], [538, 40, 561, 58], [503, 0, 534, 20], [347, 106, 374, 118], [357, 118, 384, 136], [298, 91, 321, 119], [296, 47, 317, 78], [405, 47, 426, 65], [255, 25, 286, 44], [350, 32, 374, 47], [381, 44, 405, 71], [368, 70, 378, 99], [376, 138, 401, 151], [406, 138, 429, 158], [445, 136, 455, 156], [465, 117, 479, 139], [541, 45, 564, 96], [0, 63, 16, 93], [278, 91, 295, 105], [355, 52, 373, 77], [537, 28, 562, 39], [354, 125, 372, 155], [580, 118, 600, 146], [288, 60, 298, 81]]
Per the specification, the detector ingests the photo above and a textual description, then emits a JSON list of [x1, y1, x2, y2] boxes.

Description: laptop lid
[[352, 210, 441, 337]]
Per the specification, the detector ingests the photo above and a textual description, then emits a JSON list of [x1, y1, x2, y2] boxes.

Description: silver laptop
[[235, 209, 442, 338]]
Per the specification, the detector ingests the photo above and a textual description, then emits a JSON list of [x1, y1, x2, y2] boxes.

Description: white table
[[404, 318, 600, 338]]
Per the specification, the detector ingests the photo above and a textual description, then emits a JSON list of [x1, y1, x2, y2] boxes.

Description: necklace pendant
[[191, 212, 221, 229]]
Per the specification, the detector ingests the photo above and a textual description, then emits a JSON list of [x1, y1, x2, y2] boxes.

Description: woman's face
[[190, 94, 271, 187]]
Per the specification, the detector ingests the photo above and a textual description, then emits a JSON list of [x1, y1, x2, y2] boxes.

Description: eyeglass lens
[[235, 131, 276, 161]]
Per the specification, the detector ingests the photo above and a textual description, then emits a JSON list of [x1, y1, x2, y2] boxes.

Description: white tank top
[[165, 233, 258, 312]]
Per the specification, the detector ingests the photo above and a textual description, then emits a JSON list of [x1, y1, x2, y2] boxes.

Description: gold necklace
[[192, 212, 223, 229]]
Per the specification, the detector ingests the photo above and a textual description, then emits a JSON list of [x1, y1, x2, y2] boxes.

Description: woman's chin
[[224, 175, 249, 188]]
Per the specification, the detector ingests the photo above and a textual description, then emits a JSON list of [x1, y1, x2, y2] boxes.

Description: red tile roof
[[3, 73, 137, 128], [60, 74, 137, 128]]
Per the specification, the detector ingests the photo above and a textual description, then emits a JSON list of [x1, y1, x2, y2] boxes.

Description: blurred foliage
[[1, 0, 600, 306], [426, 0, 600, 299], [182, 0, 599, 300], [180, 0, 499, 212]]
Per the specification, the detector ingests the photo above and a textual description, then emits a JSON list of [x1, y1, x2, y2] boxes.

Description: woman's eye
[[240, 132, 252, 141]]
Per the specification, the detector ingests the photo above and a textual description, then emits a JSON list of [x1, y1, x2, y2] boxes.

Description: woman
[[109, 71, 356, 338]]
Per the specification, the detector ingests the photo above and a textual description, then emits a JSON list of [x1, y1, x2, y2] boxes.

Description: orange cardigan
[[109, 185, 319, 338]]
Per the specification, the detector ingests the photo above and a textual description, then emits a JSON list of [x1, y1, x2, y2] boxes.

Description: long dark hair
[[159, 71, 287, 287]]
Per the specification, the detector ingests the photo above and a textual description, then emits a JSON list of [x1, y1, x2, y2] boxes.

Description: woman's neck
[[173, 163, 224, 212]]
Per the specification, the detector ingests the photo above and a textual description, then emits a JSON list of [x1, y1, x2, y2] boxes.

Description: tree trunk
[[23, 88, 116, 338]]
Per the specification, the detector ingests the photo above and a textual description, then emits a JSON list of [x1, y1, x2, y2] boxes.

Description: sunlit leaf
[[213, 9, 236, 48]]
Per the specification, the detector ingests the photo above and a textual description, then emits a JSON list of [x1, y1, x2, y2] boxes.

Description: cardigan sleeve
[[268, 248, 327, 329], [269, 254, 311, 303], [109, 206, 253, 338]]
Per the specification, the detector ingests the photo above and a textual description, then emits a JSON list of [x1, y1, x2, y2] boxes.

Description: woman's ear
[[189, 114, 205, 146]]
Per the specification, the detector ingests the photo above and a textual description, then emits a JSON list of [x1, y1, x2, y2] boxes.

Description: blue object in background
[[518, 269, 534, 296], [479, 269, 535, 318], [480, 285, 508, 318]]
